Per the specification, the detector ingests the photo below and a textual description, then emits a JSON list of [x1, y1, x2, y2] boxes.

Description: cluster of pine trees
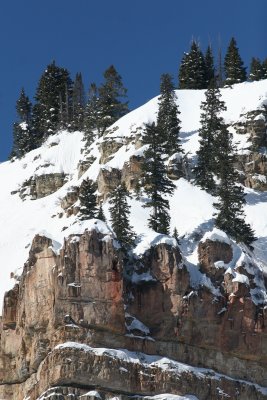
[[11, 37, 266, 159], [78, 177, 135, 254], [77, 73, 182, 251], [78, 73, 255, 251], [11, 36, 262, 250], [249, 57, 267, 81], [179, 37, 267, 89], [179, 42, 216, 89], [140, 74, 255, 247], [11, 62, 128, 158], [194, 84, 256, 247], [141, 74, 181, 235]]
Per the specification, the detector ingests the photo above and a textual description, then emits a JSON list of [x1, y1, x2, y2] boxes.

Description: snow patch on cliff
[[54, 342, 267, 396]]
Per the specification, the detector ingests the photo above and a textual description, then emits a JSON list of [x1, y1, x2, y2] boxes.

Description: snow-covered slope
[[1, 80, 267, 312]]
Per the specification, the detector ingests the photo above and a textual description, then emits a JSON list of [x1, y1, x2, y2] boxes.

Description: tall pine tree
[[224, 37, 247, 85], [97, 65, 129, 135], [141, 122, 175, 234], [205, 45, 215, 87], [83, 83, 99, 150], [173, 227, 180, 245], [262, 59, 267, 79], [71, 72, 85, 131], [216, 43, 224, 88], [157, 73, 182, 157], [78, 178, 98, 220], [32, 61, 72, 141], [179, 41, 206, 89], [109, 183, 135, 250], [194, 84, 226, 194], [11, 88, 34, 158], [97, 202, 106, 222], [214, 124, 256, 246], [249, 57, 264, 81]]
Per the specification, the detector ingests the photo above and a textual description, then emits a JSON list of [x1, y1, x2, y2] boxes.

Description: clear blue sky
[[0, 0, 266, 161]]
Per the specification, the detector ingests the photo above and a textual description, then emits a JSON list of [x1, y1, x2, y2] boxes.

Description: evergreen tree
[[157, 73, 182, 157], [83, 83, 99, 149], [109, 183, 135, 249], [33, 61, 72, 141], [224, 37, 247, 85], [214, 124, 256, 246], [97, 65, 129, 135], [262, 59, 267, 79], [31, 103, 44, 146], [173, 227, 180, 245], [134, 179, 142, 200], [179, 41, 206, 89], [216, 45, 224, 88], [78, 178, 98, 220], [205, 45, 215, 87], [194, 84, 226, 193], [249, 58, 264, 81], [11, 88, 34, 158], [97, 202, 106, 222], [142, 122, 175, 234], [59, 78, 73, 130], [179, 52, 190, 89], [72, 72, 85, 131]]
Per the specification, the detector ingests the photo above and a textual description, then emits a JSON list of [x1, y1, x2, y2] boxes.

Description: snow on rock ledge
[[201, 228, 231, 245], [36, 341, 267, 400]]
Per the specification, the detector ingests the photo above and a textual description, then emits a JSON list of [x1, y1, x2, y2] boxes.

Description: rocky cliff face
[[0, 228, 266, 400]]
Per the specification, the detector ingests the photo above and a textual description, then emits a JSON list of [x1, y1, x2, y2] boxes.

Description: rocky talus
[[0, 228, 266, 400]]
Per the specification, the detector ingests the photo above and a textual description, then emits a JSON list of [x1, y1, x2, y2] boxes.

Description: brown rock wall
[[0, 232, 267, 399]]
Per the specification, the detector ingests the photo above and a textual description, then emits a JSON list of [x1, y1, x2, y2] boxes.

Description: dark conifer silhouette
[[249, 58, 264, 81], [72, 72, 85, 131], [157, 73, 182, 157], [224, 38, 247, 85], [97, 65, 129, 135], [97, 202, 106, 222], [194, 84, 226, 194], [205, 45, 215, 87], [142, 122, 175, 234], [83, 83, 99, 150], [173, 227, 181, 245], [11, 88, 34, 158], [78, 178, 98, 220], [33, 61, 72, 142], [214, 125, 256, 247], [179, 41, 206, 89], [109, 183, 135, 250]]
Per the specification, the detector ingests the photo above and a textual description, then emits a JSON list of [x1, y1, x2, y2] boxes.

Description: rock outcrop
[[97, 168, 122, 200], [198, 239, 233, 283], [60, 186, 80, 216], [78, 157, 96, 179], [121, 155, 144, 191], [100, 138, 124, 164], [233, 107, 267, 150], [236, 152, 267, 190], [231, 107, 267, 190], [19, 173, 67, 200], [0, 229, 266, 399]]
